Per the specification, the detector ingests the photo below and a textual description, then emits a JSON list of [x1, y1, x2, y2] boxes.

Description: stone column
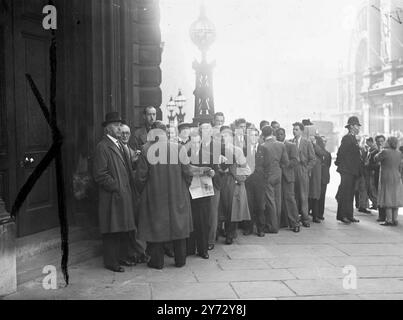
[[383, 103, 391, 134], [0, 198, 17, 297], [362, 102, 370, 135], [368, 0, 382, 70]]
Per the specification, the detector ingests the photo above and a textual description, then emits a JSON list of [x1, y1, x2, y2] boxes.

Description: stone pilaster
[[0, 198, 16, 297]]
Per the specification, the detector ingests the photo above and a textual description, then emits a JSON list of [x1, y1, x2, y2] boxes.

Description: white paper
[[189, 175, 215, 199]]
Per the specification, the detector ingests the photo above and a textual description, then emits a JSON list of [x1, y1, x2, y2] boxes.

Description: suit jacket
[[335, 133, 361, 176], [282, 141, 299, 183], [133, 127, 149, 150], [93, 137, 136, 234], [256, 138, 289, 185], [293, 137, 316, 171]]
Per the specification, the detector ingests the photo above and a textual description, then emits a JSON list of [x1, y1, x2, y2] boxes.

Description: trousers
[[336, 173, 358, 220], [281, 179, 299, 228]]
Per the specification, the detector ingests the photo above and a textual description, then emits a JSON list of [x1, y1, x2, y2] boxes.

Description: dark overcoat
[[309, 143, 327, 200], [335, 134, 361, 176], [93, 137, 137, 234], [135, 142, 193, 243]]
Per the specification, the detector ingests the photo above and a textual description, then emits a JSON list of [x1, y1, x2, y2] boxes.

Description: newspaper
[[189, 175, 215, 199]]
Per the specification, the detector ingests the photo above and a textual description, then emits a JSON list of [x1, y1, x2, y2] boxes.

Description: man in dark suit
[[335, 116, 362, 224], [244, 127, 265, 236], [292, 122, 316, 228], [276, 128, 300, 233], [256, 126, 289, 234], [93, 112, 138, 272]]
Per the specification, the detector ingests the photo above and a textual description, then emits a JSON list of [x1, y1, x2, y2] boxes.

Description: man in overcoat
[[93, 112, 139, 272], [335, 116, 362, 224], [135, 124, 194, 269], [292, 122, 316, 228]]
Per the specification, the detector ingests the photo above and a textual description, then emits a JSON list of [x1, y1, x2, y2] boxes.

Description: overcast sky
[[160, 0, 364, 127]]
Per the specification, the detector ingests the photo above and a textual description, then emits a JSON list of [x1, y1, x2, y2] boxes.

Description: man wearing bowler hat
[[93, 112, 139, 272], [335, 116, 362, 224]]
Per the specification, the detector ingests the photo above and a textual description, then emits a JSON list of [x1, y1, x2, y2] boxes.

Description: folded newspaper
[[189, 175, 215, 199]]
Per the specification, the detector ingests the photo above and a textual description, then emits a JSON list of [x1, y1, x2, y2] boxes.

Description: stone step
[[16, 226, 102, 285], [17, 239, 102, 285], [17, 226, 100, 264]]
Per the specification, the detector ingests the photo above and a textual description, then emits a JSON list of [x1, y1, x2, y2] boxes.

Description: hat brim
[[345, 123, 361, 128]]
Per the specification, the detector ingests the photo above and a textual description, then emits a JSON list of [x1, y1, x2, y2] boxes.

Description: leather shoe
[[198, 253, 209, 260], [208, 244, 215, 251], [318, 217, 325, 221], [106, 265, 125, 273], [257, 231, 265, 237], [358, 208, 371, 214], [119, 259, 136, 267], [302, 222, 310, 228], [377, 218, 385, 222], [312, 218, 321, 224], [349, 218, 360, 223], [147, 262, 163, 270], [225, 237, 233, 245], [175, 261, 186, 268], [243, 230, 253, 236], [293, 226, 300, 233], [339, 218, 351, 224], [380, 222, 393, 226]]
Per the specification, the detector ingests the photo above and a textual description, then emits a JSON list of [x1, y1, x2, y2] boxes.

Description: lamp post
[[175, 89, 187, 124], [166, 97, 177, 127], [190, 2, 216, 125]]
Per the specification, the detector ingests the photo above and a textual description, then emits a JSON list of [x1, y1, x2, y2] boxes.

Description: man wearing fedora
[[93, 112, 139, 272], [335, 116, 362, 224]]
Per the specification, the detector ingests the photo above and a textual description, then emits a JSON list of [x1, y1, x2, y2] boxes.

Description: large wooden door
[[13, 0, 59, 237]]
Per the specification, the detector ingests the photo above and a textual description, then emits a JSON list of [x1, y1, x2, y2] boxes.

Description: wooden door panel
[[13, 0, 58, 236]]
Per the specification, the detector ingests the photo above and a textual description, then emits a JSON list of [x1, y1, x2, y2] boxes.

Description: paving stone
[[265, 244, 347, 257], [284, 279, 349, 296], [266, 257, 333, 269], [231, 281, 296, 299], [222, 245, 275, 259], [151, 282, 237, 300], [217, 259, 271, 271], [288, 267, 345, 280], [324, 256, 403, 267], [334, 244, 403, 256], [194, 269, 295, 282]]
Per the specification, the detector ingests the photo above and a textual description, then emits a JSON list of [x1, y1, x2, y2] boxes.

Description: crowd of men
[[92, 108, 375, 272]]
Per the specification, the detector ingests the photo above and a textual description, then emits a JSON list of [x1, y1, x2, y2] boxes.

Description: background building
[[338, 0, 403, 136]]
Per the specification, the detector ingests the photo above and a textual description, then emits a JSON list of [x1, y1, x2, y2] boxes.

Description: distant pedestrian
[[375, 136, 403, 227], [318, 136, 331, 220]]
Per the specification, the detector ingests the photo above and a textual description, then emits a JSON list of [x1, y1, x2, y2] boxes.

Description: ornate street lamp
[[190, 2, 216, 125], [166, 96, 177, 127], [175, 89, 187, 124]]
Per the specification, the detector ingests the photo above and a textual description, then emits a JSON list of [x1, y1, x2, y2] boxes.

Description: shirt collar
[[107, 134, 120, 147]]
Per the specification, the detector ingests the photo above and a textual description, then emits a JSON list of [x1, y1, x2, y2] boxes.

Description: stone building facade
[[337, 0, 403, 135]]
